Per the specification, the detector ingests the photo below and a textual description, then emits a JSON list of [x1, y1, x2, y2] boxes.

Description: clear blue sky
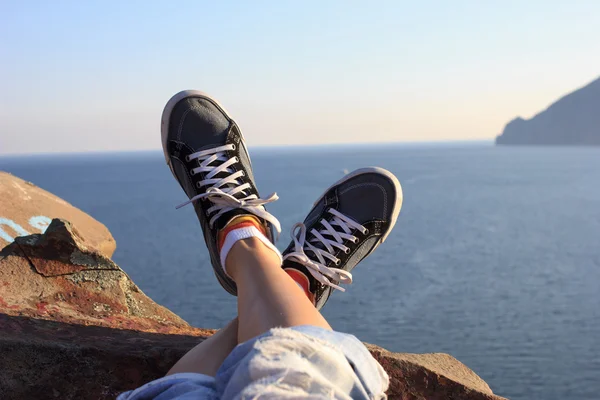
[[1, 1, 599, 154]]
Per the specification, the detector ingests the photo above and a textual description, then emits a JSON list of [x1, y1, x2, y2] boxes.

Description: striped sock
[[218, 215, 282, 277], [285, 268, 314, 304]]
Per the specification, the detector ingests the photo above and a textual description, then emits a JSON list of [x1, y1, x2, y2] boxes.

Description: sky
[[1, 1, 599, 155]]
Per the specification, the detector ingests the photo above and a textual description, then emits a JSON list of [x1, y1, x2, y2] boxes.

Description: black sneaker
[[282, 167, 402, 310], [161, 90, 280, 295]]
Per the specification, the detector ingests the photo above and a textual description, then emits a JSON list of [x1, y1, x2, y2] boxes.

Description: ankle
[[285, 268, 315, 305], [225, 237, 281, 280]]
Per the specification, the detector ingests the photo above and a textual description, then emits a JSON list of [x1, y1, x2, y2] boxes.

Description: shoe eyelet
[[352, 238, 359, 244], [344, 248, 350, 254], [196, 182, 202, 188], [364, 229, 370, 235], [190, 170, 196, 176], [185, 155, 191, 162], [335, 259, 341, 266], [231, 144, 236, 150], [240, 170, 246, 176]]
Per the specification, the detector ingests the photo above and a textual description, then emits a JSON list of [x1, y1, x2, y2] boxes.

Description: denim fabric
[[118, 326, 389, 400]]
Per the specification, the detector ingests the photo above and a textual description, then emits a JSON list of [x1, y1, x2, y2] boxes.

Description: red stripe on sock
[[218, 219, 267, 251], [285, 268, 313, 302]]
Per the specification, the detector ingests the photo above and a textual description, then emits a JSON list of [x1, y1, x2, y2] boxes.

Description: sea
[[1, 143, 599, 400]]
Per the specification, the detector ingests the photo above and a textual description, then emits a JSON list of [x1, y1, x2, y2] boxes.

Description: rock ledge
[[0, 218, 506, 399]]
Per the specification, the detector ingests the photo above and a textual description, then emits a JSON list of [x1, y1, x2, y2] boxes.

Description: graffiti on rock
[[0, 216, 52, 243]]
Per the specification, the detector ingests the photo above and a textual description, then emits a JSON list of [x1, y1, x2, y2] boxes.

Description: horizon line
[[0, 139, 494, 158]]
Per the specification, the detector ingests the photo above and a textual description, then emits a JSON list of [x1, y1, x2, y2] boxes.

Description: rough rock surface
[[0, 219, 201, 335], [0, 172, 116, 257], [368, 345, 505, 400], [0, 314, 507, 400], [0, 218, 506, 399], [0, 313, 212, 400]]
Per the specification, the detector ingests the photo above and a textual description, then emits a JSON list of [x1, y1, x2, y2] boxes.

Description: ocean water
[[1, 143, 599, 400]]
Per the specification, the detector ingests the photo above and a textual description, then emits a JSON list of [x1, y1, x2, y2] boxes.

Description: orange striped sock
[[218, 215, 282, 278], [285, 268, 314, 304], [218, 215, 267, 251]]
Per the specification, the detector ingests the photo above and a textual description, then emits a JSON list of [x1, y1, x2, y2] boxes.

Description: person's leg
[[164, 230, 326, 376], [166, 318, 238, 376], [158, 91, 287, 378], [226, 168, 403, 344], [214, 169, 401, 398], [226, 236, 331, 344], [157, 89, 400, 397]]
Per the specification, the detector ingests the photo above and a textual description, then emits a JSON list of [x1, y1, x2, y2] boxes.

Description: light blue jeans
[[118, 326, 389, 399]]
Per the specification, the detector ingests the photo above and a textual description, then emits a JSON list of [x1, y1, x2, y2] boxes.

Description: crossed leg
[[167, 318, 238, 376], [167, 236, 329, 376], [228, 236, 330, 343]]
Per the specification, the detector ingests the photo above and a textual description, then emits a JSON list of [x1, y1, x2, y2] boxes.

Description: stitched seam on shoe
[[171, 156, 195, 196], [304, 208, 325, 228], [176, 108, 193, 142]]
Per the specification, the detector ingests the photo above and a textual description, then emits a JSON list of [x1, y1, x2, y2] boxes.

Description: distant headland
[[496, 76, 600, 146]]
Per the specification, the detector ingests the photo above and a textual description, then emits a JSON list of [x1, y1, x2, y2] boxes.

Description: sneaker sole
[[312, 167, 403, 244]]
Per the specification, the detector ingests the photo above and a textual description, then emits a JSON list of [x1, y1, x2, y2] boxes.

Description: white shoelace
[[283, 208, 368, 291], [176, 144, 281, 236]]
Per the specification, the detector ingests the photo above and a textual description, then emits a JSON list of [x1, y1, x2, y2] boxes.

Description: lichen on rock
[[0, 218, 198, 334]]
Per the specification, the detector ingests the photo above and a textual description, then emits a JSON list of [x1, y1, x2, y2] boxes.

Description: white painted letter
[[0, 218, 30, 243], [29, 215, 52, 233]]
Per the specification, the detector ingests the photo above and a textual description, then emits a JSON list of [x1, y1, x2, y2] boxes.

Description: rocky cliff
[[0, 172, 506, 400], [496, 76, 600, 146]]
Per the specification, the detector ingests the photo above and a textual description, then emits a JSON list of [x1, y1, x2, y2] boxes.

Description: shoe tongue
[[304, 228, 332, 255], [210, 169, 241, 192], [197, 151, 244, 195], [201, 161, 255, 230]]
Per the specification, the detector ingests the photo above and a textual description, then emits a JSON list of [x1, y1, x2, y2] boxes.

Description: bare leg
[[167, 318, 238, 376], [226, 237, 331, 343], [167, 234, 330, 374]]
